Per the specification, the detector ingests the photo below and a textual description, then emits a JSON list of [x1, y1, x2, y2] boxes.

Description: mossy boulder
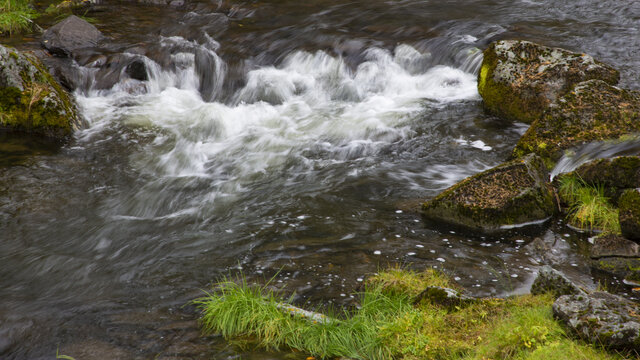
[[513, 80, 640, 165], [478, 40, 619, 124], [422, 153, 555, 232], [530, 265, 586, 299], [0, 45, 82, 137], [619, 189, 640, 242], [553, 291, 640, 352]]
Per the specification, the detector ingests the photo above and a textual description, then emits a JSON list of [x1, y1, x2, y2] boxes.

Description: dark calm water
[[1, 0, 639, 358]]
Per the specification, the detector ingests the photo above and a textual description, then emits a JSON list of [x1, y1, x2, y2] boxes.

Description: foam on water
[[77, 39, 481, 217]]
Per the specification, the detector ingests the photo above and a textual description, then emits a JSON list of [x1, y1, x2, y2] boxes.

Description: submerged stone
[[619, 189, 640, 242], [530, 265, 586, 299], [422, 153, 555, 232], [0, 45, 82, 137], [591, 257, 640, 283], [553, 291, 640, 352], [513, 80, 640, 165], [478, 40, 619, 124]]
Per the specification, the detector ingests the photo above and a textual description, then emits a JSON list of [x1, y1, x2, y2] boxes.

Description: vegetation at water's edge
[[558, 174, 620, 234], [0, 0, 38, 35], [195, 268, 623, 360]]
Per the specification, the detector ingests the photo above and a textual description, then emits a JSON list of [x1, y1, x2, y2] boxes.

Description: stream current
[[2, 0, 640, 358]]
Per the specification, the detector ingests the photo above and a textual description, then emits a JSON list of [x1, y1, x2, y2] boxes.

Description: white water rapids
[[76, 38, 483, 219]]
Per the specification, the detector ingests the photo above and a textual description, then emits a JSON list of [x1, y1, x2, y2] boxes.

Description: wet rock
[[591, 234, 640, 259], [530, 265, 586, 298], [619, 189, 640, 242], [41, 15, 104, 58], [592, 257, 640, 283], [513, 80, 640, 165], [0, 45, 83, 137], [478, 40, 619, 124], [553, 291, 640, 352], [125, 59, 149, 81], [422, 153, 555, 232], [413, 286, 476, 308], [91, 54, 150, 90]]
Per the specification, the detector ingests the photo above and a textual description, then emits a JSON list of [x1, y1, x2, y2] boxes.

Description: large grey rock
[[422, 153, 555, 232], [619, 189, 640, 242], [478, 40, 619, 124], [553, 291, 640, 352], [530, 265, 586, 298], [42, 15, 104, 58], [0, 45, 82, 137]]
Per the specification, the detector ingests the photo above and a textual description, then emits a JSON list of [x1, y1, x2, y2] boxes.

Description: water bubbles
[[373, 250, 381, 255], [436, 257, 446, 262]]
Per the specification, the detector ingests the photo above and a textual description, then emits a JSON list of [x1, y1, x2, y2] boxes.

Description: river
[[1, 0, 639, 358]]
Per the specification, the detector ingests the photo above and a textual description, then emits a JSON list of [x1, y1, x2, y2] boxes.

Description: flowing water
[[1, 0, 640, 358]]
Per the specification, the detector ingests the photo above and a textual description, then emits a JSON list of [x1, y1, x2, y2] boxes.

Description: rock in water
[[478, 40, 619, 124], [619, 189, 640, 242], [553, 291, 640, 352], [591, 235, 640, 258], [530, 265, 586, 298], [513, 80, 640, 164], [422, 153, 555, 232], [0, 45, 82, 137], [42, 15, 104, 58]]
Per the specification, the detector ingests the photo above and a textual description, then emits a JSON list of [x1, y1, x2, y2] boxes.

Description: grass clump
[[195, 268, 623, 360], [558, 175, 620, 233], [0, 0, 38, 35]]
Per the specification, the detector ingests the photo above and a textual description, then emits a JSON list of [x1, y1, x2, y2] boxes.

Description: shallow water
[[1, 0, 640, 358]]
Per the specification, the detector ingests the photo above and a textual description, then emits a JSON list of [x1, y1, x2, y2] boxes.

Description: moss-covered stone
[[0, 44, 83, 137], [478, 40, 619, 124], [422, 153, 556, 232], [571, 156, 640, 201], [619, 189, 640, 242], [591, 256, 640, 281], [513, 80, 640, 165]]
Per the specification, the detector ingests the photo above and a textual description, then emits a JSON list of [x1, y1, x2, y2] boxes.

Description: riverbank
[[196, 268, 626, 360]]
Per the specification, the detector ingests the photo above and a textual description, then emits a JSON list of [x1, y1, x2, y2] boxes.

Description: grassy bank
[[195, 268, 623, 359]]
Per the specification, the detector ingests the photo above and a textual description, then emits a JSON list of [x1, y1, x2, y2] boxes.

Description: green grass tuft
[[558, 175, 620, 234], [0, 0, 38, 35]]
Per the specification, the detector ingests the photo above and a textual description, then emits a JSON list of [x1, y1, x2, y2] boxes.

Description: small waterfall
[[550, 137, 640, 180]]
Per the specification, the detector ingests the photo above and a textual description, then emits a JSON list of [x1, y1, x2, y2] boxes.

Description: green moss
[[0, 46, 79, 137]]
